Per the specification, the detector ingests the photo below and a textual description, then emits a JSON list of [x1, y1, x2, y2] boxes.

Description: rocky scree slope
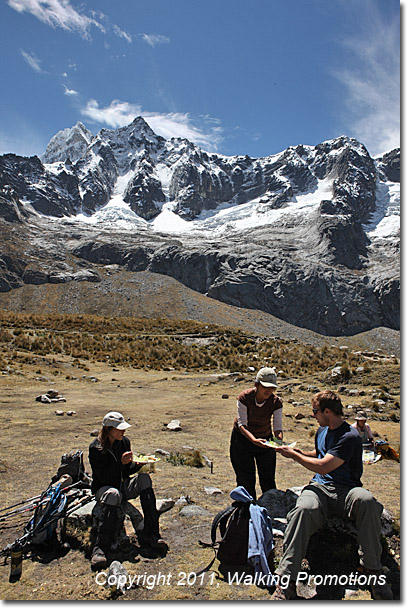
[[0, 118, 400, 336]]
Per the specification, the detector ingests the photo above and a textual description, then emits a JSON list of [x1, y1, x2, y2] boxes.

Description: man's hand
[[121, 451, 133, 465], [275, 446, 297, 459]]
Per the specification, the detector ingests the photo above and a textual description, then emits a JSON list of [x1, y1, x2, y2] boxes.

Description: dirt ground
[[0, 355, 400, 601]]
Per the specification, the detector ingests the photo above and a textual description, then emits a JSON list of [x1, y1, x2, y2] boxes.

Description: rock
[[47, 389, 60, 398], [204, 486, 222, 495], [295, 413, 305, 420], [178, 505, 210, 518], [67, 410, 76, 416], [175, 496, 191, 507], [166, 419, 182, 431], [154, 448, 171, 457], [107, 561, 128, 593], [156, 498, 175, 513], [90, 429, 99, 437], [222, 394, 229, 399], [55, 410, 64, 416]]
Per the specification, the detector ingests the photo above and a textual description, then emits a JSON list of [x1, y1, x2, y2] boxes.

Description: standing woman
[[230, 367, 283, 499], [89, 411, 167, 570]]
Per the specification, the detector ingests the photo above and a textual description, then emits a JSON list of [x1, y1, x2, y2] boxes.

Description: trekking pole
[[0, 494, 42, 514], [0, 498, 49, 522]]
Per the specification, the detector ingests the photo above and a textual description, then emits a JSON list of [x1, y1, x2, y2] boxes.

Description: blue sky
[[0, 0, 400, 159]]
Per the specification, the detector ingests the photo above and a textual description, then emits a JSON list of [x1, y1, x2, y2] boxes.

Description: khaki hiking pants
[[275, 481, 383, 581]]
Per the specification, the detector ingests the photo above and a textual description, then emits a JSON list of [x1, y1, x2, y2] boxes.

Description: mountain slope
[[0, 118, 400, 336]]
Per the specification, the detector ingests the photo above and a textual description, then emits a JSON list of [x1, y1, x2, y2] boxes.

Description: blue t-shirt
[[313, 421, 363, 488]]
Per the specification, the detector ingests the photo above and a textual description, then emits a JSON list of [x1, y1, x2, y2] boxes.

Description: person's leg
[[91, 487, 122, 570], [255, 445, 276, 493], [124, 474, 167, 551], [229, 427, 257, 499], [343, 487, 392, 600], [343, 487, 383, 571], [276, 484, 328, 583]]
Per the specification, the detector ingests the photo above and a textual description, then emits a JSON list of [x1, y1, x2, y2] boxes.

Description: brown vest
[[234, 387, 283, 438]]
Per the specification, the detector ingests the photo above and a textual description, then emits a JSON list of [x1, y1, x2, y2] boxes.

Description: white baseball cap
[[102, 411, 131, 429], [256, 367, 278, 388]]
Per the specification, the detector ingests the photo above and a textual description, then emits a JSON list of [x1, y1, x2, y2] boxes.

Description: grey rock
[[178, 504, 210, 518]]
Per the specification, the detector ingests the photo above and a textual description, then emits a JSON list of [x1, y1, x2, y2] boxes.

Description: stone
[[55, 410, 64, 416], [166, 419, 182, 431], [154, 448, 171, 457], [90, 429, 99, 437], [156, 498, 175, 513], [204, 486, 222, 495], [178, 505, 210, 518]]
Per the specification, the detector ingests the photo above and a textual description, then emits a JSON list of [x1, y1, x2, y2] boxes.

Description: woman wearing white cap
[[229, 367, 284, 499], [88, 411, 167, 569], [352, 411, 374, 448]]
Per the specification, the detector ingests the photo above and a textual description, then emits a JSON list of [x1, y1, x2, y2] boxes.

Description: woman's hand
[[253, 438, 270, 448], [121, 451, 133, 465]]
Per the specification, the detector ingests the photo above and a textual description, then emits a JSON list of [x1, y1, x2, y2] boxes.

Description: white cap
[[102, 411, 131, 430], [256, 367, 278, 388]]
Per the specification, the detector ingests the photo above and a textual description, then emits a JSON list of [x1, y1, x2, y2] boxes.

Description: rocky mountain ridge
[[0, 118, 400, 336]]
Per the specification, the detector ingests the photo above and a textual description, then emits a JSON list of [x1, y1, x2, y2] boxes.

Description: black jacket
[[89, 436, 140, 494]]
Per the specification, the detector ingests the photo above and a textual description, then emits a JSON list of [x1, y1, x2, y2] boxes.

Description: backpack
[[198, 500, 251, 573], [51, 450, 92, 487], [213, 501, 250, 565], [24, 483, 67, 547]]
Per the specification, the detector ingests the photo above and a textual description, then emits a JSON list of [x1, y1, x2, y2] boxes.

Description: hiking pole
[[0, 494, 42, 514], [0, 498, 49, 522]]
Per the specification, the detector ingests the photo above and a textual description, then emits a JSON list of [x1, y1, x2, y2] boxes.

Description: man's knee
[[287, 489, 324, 524], [347, 488, 383, 519]]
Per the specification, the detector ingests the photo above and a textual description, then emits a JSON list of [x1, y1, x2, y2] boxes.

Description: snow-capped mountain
[[0, 118, 400, 336]]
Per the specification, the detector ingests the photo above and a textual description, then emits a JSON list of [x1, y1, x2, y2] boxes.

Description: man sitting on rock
[[272, 390, 392, 600]]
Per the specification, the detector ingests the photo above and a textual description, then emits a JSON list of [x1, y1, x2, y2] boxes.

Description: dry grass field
[[0, 312, 400, 601]]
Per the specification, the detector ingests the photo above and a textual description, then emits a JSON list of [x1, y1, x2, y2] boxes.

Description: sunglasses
[[312, 408, 321, 415]]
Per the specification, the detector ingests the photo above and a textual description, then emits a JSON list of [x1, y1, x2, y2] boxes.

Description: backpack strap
[[210, 505, 236, 544]]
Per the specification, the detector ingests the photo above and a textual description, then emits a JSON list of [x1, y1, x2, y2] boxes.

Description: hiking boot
[[272, 580, 297, 600], [370, 577, 393, 600], [148, 535, 168, 552], [359, 566, 393, 600], [91, 546, 107, 570]]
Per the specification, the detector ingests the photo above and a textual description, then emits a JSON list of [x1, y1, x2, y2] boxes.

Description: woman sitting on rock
[[88, 411, 167, 570]]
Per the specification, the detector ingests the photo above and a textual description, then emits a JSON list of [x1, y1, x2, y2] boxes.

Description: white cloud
[[113, 24, 132, 44], [141, 33, 170, 47], [8, 0, 131, 42], [80, 99, 223, 152], [8, 0, 100, 38], [21, 49, 42, 73], [333, 3, 400, 155], [63, 85, 78, 96]]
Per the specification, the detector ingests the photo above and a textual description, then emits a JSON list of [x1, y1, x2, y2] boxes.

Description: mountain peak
[[42, 122, 93, 164]]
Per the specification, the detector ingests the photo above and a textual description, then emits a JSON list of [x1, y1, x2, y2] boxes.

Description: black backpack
[[198, 500, 251, 572], [51, 450, 92, 487]]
